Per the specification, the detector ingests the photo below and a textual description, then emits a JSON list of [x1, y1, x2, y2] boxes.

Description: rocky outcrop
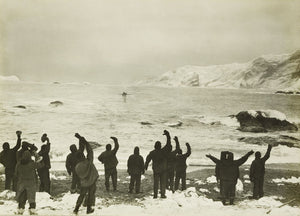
[[13, 105, 26, 109], [235, 110, 298, 132], [49, 101, 63, 107]]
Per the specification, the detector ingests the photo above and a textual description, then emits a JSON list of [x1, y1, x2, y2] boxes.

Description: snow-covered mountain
[[139, 50, 300, 91]]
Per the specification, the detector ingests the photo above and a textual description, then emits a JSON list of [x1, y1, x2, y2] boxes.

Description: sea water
[[0, 82, 300, 170]]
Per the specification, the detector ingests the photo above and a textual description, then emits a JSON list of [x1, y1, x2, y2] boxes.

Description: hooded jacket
[[0, 136, 21, 169], [15, 151, 44, 203], [98, 140, 119, 170], [175, 143, 191, 173], [250, 145, 272, 180], [208, 151, 253, 182], [127, 147, 145, 175]]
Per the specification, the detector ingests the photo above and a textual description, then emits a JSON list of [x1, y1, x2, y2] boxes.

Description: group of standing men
[[0, 131, 52, 214], [206, 144, 272, 205], [0, 129, 273, 214]]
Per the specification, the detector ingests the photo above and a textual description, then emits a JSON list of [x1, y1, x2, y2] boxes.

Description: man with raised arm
[[37, 133, 51, 194], [250, 144, 272, 199], [98, 137, 119, 191], [74, 133, 99, 214], [166, 136, 180, 192], [174, 142, 191, 191], [15, 147, 44, 215], [206, 150, 254, 205], [0, 131, 22, 191], [145, 130, 172, 199]]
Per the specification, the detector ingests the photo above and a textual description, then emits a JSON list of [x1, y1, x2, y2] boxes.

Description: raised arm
[[162, 130, 172, 152], [206, 154, 220, 164], [111, 137, 119, 154], [174, 136, 181, 153], [77, 134, 93, 161], [262, 144, 272, 162], [235, 150, 254, 166], [12, 131, 22, 151], [75, 133, 84, 154], [184, 143, 191, 158]]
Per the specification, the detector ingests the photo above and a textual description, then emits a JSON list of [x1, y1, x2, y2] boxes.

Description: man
[[37, 133, 51, 194], [166, 136, 180, 192], [98, 137, 119, 191], [145, 130, 171, 199], [127, 146, 145, 194], [74, 133, 99, 214], [250, 144, 272, 199], [206, 150, 254, 205], [174, 142, 191, 191], [0, 131, 22, 191], [15, 147, 44, 215], [66, 144, 82, 193]]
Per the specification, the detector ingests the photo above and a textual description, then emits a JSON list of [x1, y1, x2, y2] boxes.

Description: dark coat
[[167, 139, 181, 170], [250, 145, 272, 180], [38, 142, 51, 169], [208, 151, 253, 182], [0, 137, 21, 169], [127, 148, 144, 175], [98, 140, 119, 170], [145, 138, 172, 174], [175, 143, 191, 173], [66, 152, 80, 175], [75, 137, 99, 188], [15, 151, 44, 203]]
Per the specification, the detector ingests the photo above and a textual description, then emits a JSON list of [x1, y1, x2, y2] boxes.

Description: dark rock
[[50, 101, 63, 107], [140, 121, 153, 125], [14, 105, 26, 109], [236, 111, 298, 132]]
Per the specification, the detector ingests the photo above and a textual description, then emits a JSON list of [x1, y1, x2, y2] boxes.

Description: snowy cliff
[[139, 50, 300, 91]]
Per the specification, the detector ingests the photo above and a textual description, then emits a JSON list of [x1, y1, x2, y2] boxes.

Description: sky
[[0, 0, 299, 84]]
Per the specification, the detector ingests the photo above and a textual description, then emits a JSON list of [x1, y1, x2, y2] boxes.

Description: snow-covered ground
[[0, 188, 298, 216], [272, 177, 300, 184]]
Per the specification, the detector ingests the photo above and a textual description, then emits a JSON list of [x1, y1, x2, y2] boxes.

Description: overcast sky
[[0, 0, 299, 84]]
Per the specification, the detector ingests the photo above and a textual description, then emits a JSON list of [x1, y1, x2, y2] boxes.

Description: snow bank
[[247, 110, 287, 121], [272, 176, 300, 184], [0, 75, 20, 82], [206, 175, 217, 183]]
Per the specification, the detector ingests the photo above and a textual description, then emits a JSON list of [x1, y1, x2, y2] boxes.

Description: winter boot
[[73, 205, 80, 214], [29, 209, 37, 215], [15, 208, 25, 215], [87, 206, 94, 214], [229, 199, 234, 205]]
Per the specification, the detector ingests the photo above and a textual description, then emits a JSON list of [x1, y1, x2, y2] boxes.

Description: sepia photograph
[[0, 0, 299, 215]]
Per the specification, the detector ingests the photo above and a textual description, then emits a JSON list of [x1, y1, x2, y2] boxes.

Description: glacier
[[138, 50, 300, 91]]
